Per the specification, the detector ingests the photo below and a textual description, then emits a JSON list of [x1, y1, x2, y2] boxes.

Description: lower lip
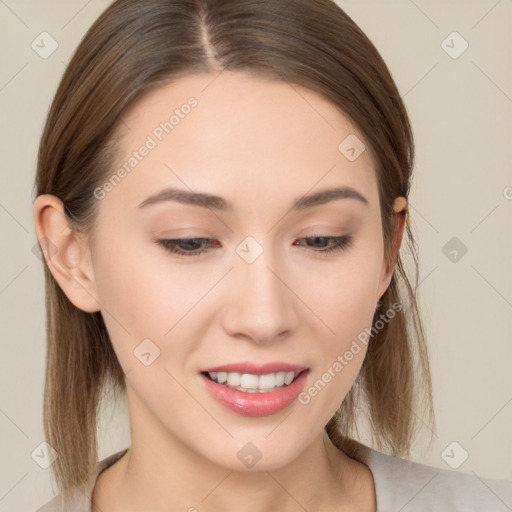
[[200, 371, 309, 417]]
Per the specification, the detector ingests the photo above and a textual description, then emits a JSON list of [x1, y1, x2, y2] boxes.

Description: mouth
[[198, 363, 310, 417], [200, 369, 308, 393]]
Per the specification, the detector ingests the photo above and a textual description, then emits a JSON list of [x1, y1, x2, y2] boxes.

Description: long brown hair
[[34, 0, 433, 497]]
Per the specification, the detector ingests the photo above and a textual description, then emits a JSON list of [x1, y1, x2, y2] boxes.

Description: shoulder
[[34, 449, 128, 512], [360, 445, 512, 512]]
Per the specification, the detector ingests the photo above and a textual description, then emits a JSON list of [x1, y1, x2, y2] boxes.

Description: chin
[[193, 431, 310, 473]]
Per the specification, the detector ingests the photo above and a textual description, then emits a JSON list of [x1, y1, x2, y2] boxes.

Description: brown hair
[[34, 0, 433, 497]]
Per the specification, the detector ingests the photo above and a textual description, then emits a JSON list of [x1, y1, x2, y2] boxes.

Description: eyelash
[[155, 235, 353, 257]]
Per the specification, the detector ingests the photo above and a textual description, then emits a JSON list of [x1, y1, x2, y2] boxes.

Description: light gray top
[[35, 445, 512, 511]]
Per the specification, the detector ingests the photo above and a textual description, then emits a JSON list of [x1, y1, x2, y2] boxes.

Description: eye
[[156, 237, 219, 257], [293, 235, 353, 253], [155, 235, 353, 257]]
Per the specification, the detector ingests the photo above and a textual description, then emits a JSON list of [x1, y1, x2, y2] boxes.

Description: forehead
[[105, 71, 379, 213]]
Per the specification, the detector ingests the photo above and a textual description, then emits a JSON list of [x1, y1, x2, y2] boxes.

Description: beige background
[[0, 0, 511, 510]]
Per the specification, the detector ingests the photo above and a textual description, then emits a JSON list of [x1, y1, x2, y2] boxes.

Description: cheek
[[293, 239, 382, 409], [332, 231, 384, 333], [91, 235, 167, 358], [294, 250, 382, 343], [91, 234, 216, 375], [93, 232, 187, 329]]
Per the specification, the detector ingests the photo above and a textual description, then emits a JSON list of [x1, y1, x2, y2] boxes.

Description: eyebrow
[[138, 185, 369, 211]]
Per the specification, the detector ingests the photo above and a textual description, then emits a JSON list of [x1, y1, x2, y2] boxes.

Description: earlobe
[[33, 194, 101, 313]]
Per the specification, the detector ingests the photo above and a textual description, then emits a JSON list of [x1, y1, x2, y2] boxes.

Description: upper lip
[[200, 362, 309, 375]]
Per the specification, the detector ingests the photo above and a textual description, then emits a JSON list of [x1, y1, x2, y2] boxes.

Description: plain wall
[[0, 0, 510, 510]]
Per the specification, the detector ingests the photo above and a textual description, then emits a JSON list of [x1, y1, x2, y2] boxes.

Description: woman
[[32, 0, 511, 510]]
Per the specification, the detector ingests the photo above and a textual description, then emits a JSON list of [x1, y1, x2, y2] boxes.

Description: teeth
[[284, 372, 295, 385], [240, 373, 259, 388], [258, 373, 275, 388], [227, 373, 241, 387], [207, 370, 300, 392]]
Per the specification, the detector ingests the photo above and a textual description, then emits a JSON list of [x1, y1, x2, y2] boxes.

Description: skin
[[33, 71, 407, 512]]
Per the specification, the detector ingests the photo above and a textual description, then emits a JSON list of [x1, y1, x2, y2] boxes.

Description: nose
[[221, 245, 299, 345]]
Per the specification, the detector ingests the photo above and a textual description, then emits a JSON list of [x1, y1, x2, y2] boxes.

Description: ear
[[376, 196, 408, 300], [33, 194, 100, 313]]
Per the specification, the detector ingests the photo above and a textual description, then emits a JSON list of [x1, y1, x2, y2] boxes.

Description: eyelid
[[155, 228, 215, 238], [299, 223, 353, 235], [155, 233, 353, 257]]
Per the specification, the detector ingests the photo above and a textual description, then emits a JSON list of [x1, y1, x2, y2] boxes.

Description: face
[[62, 72, 398, 470]]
